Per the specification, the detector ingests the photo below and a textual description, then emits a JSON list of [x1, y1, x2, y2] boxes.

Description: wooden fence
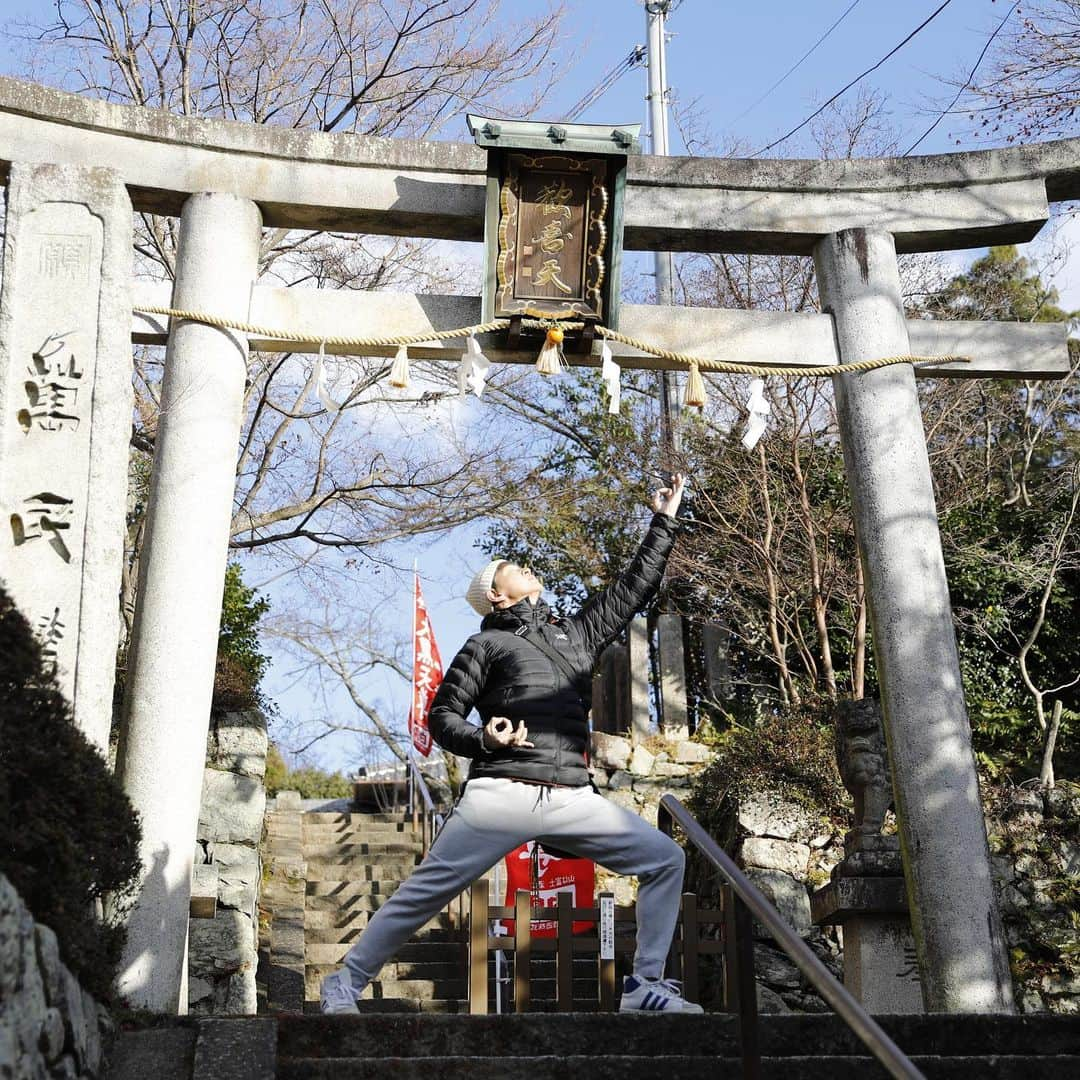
[[466, 881, 741, 1013]]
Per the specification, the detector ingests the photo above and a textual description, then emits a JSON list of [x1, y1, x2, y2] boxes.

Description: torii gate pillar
[[113, 191, 262, 1012], [814, 228, 1014, 1013]]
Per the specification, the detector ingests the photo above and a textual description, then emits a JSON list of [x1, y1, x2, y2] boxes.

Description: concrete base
[[812, 875, 924, 1013], [844, 916, 924, 1014]]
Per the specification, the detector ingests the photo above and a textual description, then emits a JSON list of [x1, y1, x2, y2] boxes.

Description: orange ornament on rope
[[536, 326, 566, 375]]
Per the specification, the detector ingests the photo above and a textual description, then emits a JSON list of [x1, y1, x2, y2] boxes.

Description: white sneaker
[[618, 975, 704, 1014], [320, 970, 361, 1014]]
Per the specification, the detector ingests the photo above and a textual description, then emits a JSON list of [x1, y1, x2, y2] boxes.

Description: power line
[[751, 0, 955, 157], [903, 0, 1019, 155], [563, 46, 646, 123], [728, 0, 864, 130]]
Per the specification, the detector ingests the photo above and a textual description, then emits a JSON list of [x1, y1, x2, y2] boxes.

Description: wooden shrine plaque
[[497, 153, 608, 320]]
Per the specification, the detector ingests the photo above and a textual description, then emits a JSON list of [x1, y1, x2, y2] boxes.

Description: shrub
[[688, 705, 851, 839], [0, 582, 142, 1001]]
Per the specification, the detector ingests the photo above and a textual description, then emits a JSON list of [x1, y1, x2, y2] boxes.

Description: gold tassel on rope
[[536, 327, 565, 376], [389, 344, 410, 388], [685, 361, 707, 408]]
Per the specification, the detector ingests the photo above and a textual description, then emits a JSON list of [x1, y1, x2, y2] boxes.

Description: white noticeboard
[[599, 895, 615, 960]]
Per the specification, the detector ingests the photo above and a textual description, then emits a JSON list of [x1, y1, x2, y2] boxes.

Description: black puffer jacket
[[429, 512, 679, 786]]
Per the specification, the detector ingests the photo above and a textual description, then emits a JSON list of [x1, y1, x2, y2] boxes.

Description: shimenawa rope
[[133, 304, 971, 381]]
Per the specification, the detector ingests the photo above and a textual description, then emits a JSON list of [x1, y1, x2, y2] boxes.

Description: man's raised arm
[[567, 474, 685, 656]]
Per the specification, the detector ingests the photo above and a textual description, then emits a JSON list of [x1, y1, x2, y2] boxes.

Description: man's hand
[[651, 472, 686, 518], [483, 715, 535, 750]]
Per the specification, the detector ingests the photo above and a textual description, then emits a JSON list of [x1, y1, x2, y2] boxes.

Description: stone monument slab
[[0, 163, 132, 754]]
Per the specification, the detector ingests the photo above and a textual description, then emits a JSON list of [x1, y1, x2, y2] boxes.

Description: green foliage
[[922, 245, 1075, 323], [263, 742, 352, 799], [939, 489, 1080, 779], [0, 582, 142, 1002], [213, 562, 272, 713]]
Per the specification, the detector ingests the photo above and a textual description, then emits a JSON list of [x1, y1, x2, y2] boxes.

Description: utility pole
[[644, 0, 681, 460]]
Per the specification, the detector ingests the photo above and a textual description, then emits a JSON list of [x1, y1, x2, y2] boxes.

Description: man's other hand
[[651, 472, 686, 518], [483, 715, 535, 750]]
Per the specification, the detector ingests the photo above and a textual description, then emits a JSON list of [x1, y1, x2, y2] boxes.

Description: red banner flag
[[408, 572, 443, 757]]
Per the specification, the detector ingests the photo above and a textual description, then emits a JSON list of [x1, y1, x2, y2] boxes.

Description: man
[[321, 473, 702, 1014]]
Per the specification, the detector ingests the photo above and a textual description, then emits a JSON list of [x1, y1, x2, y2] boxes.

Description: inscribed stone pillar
[[628, 615, 651, 743], [700, 622, 731, 701], [611, 642, 630, 735], [591, 644, 616, 735], [813, 227, 1014, 1013], [656, 612, 689, 739], [114, 192, 261, 1013], [0, 164, 132, 756]]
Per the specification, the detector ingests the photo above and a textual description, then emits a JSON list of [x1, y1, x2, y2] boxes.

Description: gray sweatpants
[[342, 776, 686, 990]]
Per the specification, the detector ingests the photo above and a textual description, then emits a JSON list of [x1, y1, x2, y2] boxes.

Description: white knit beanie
[[465, 558, 505, 616]]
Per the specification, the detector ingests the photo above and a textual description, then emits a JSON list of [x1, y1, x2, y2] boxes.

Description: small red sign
[[500, 841, 596, 937]]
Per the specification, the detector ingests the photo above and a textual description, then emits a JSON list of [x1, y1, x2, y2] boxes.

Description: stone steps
[[280, 1011, 1080, 1056], [303, 843, 423, 858], [305, 851, 423, 865], [307, 951, 596, 989], [302, 897, 394, 923], [276, 1055, 1080, 1080], [105, 1010, 1080, 1078], [299, 823, 415, 837], [304, 880, 402, 901], [261, 807, 470, 1015], [303, 912, 388, 935], [305, 923, 382, 943], [302, 812, 412, 825], [299, 997, 470, 1015], [391, 940, 466, 962], [304, 860, 420, 882], [303, 911, 457, 936], [275, 1014, 1080, 1079], [304, 967, 466, 1003]]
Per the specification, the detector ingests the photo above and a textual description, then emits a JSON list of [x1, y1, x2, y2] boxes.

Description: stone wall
[[686, 780, 1080, 1015], [718, 790, 845, 1012], [0, 874, 112, 1079], [589, 731, 712, 903], [987, 782, 1080, 1015], [188, 708, 268, 1015]]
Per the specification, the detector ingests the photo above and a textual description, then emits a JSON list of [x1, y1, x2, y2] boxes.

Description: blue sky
[[3, 2, 1069, 771], [532, 0, 1015, 158]]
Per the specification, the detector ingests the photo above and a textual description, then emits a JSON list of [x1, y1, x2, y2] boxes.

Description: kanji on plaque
[[408, 573, 444, 757]]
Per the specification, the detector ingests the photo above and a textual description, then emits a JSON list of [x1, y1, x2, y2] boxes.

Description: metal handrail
[[658, 794, 924, 1080], [406, 753, 445, 857]]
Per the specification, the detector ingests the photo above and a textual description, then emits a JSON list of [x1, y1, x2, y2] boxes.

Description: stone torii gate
[[0, 77, 1073, 1015]]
